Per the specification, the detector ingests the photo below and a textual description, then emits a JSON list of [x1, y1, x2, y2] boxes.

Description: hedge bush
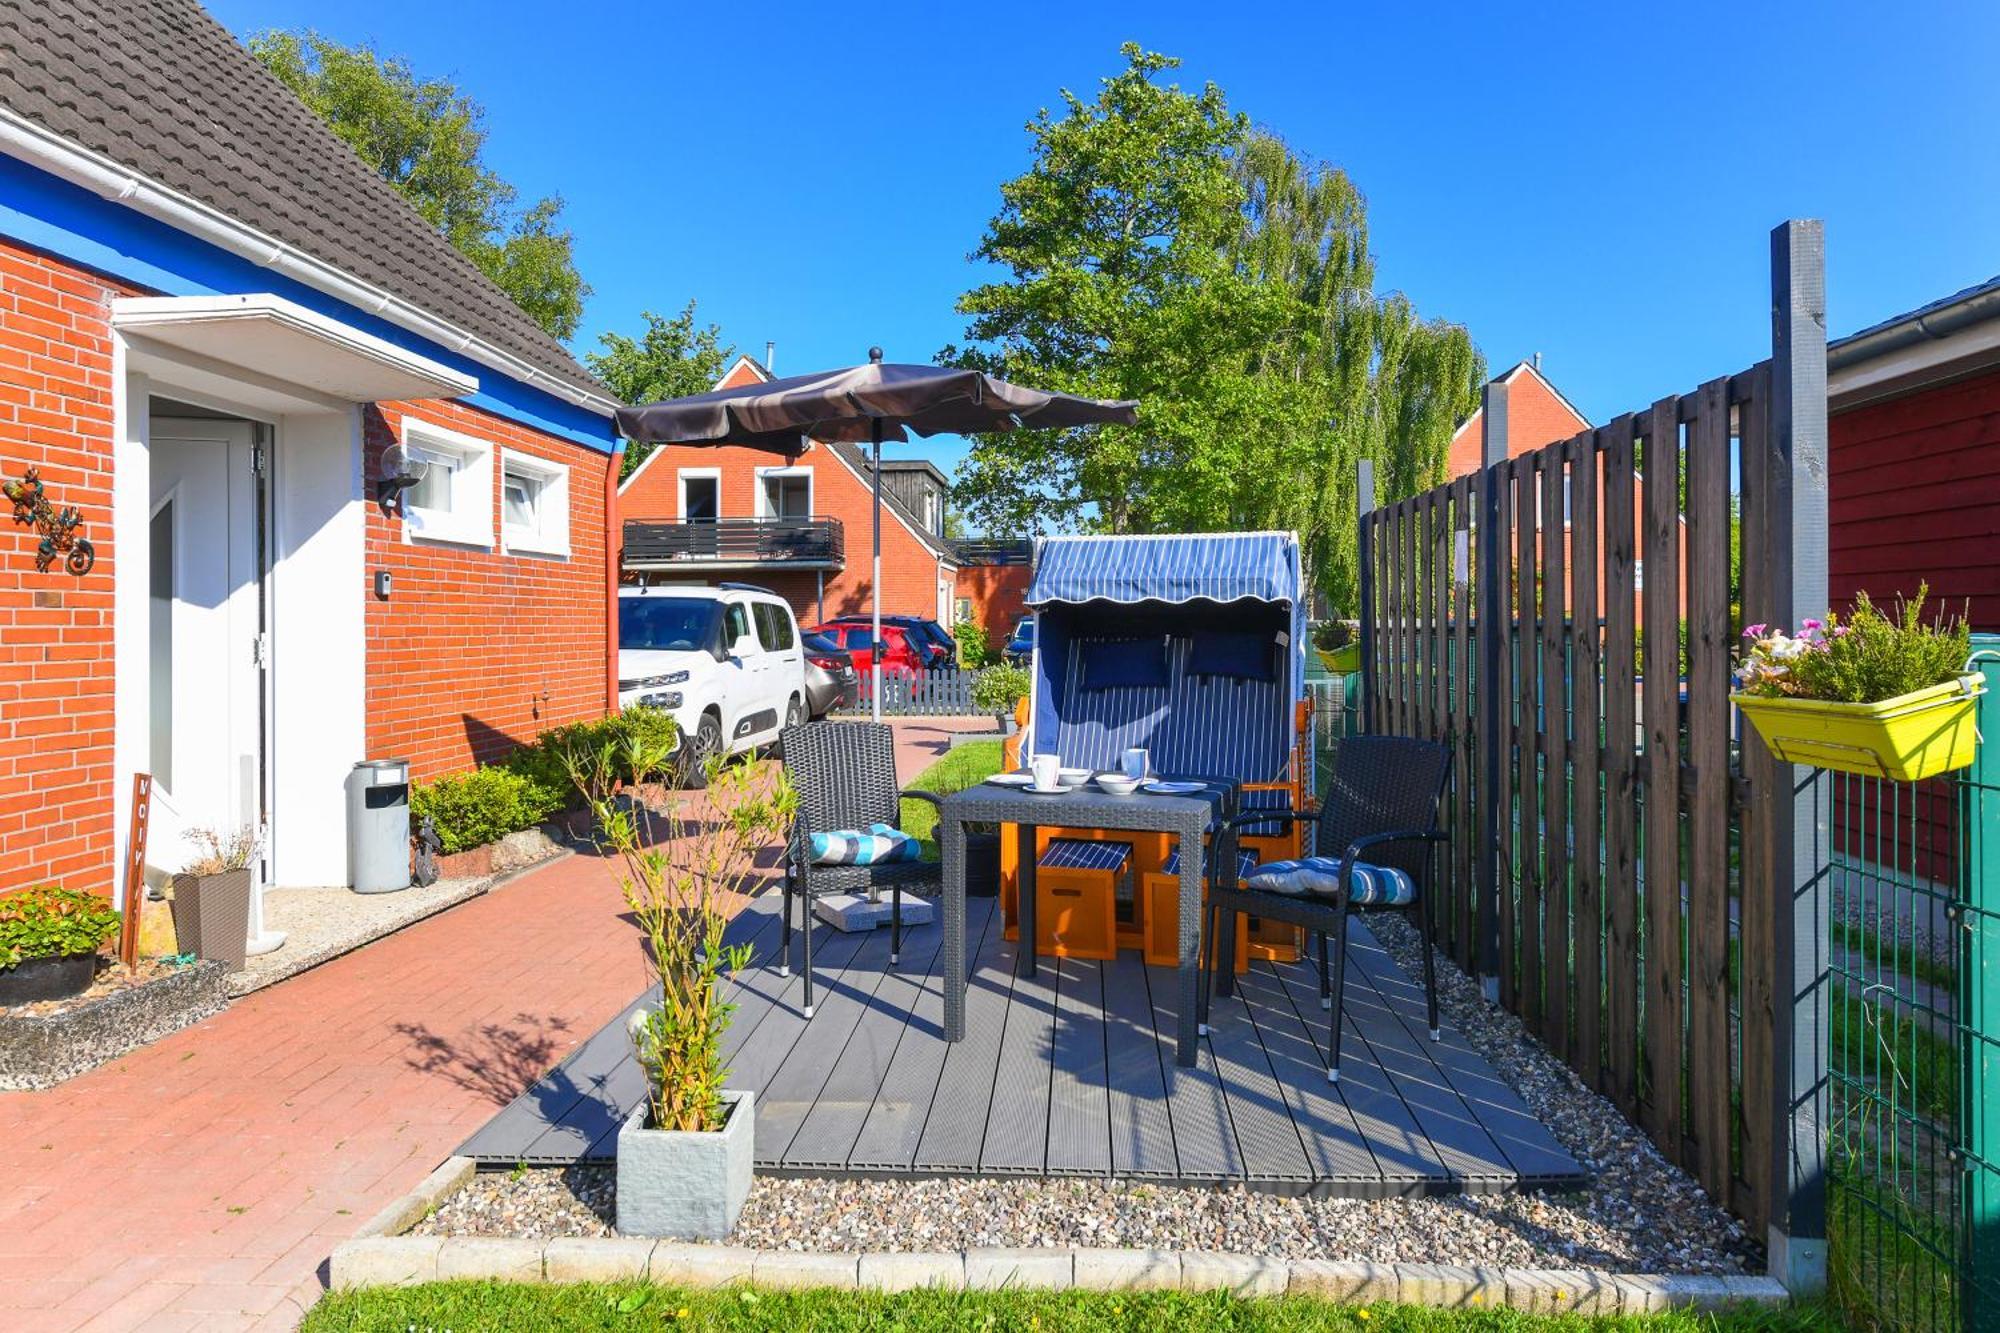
[[501, 706, 680, 805], [410, 766, 566, 855], [972, 661, 1031, 714]]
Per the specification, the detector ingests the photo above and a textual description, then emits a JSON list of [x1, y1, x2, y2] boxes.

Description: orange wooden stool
[[1034, 837, 1132, 961], [1141, 845, 1257, 972]]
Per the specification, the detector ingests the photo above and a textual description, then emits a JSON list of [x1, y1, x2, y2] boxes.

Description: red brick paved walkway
[[0, 720, 991, 1331]]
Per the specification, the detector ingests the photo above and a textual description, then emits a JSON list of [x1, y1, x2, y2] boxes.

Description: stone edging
[[0, 960, 231, 1090], [333, 1158, 1789, 1315]]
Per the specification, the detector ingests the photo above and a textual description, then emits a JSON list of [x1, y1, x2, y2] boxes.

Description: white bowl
[[1094, 772, 1141, 795], [1058, 767, 1093, 786]]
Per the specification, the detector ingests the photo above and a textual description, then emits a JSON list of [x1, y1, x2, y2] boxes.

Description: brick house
[[619, 355, 960, 630], [1448, 359, 1682, 619], [0, 0, 623, 905]]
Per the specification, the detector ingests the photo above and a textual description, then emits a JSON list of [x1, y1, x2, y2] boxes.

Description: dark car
[[1004, 616, 1035, 665], [800, 630, 859, 718], [825, 614, 955, 669]]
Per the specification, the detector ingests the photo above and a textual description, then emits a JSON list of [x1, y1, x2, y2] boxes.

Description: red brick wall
[[1447, 364, 1591, 480], [619, 438, 951, 630], [954, 562, 1032, 641], [0, 239, 122, 897], [365, 399, 615, 780]]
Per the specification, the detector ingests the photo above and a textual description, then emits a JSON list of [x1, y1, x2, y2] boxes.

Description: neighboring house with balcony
[[0, 0, 624, 900], [618, 355, 960, 627]]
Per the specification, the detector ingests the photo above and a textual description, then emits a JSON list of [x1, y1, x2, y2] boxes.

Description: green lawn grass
[[901, 739, 1005, 856], [302, 1282, 1837, 1333]]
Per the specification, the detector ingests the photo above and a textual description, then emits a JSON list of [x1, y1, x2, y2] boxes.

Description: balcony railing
[[622, 516, 845, 570]]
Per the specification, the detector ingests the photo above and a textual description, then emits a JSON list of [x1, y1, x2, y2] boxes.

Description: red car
[[808, 622, 925, 679]]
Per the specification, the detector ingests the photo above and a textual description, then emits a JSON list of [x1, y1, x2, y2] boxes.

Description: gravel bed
[[415, 915, 1756, 1274]]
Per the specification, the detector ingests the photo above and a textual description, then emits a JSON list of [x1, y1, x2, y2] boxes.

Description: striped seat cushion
[[1039, 838, 1133, 872], [1162, 847, 1260, 880], [1243, 857, 1416, 905], [810, 822, 922, 866]]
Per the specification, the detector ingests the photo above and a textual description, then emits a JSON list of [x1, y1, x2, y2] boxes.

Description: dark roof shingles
[[0, 0, 610, 403]]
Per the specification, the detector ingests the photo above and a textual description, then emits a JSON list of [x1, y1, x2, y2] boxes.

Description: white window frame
[[499, 447, 571, 558], [754, 465, 814, 519], [678, 467, 722, 519], [400, 418, 494, 549]]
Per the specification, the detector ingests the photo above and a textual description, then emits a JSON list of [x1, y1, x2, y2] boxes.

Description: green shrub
[[0, 886, 120, 970], [500, 707, 680, 807], [953, 617, 991, 667], [411, 766, 565, 854], [971, 661, 1031, 714]]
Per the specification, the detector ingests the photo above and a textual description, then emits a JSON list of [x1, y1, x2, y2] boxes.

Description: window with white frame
[[401, 419, 494, 548], [500, 448, 571, 557]]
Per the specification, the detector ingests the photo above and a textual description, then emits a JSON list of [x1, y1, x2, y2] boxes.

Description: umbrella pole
[[871, 414, 883, 724]]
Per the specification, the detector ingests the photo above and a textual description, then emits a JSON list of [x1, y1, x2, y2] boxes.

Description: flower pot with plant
[[169, 826, 258, 972], [1733, 586, 1983, 781], [0, 886, 121, 1005], [567, 734, 793, 1239], [1313, 619, 1361, 674]]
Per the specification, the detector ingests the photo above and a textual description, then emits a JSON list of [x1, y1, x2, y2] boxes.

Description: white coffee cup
[[1030, 753, 1061, 790], [1121, 748, 1150, 781]]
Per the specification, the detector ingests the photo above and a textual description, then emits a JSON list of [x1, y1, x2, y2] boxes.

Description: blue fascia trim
[[0, 154, 618, 452]]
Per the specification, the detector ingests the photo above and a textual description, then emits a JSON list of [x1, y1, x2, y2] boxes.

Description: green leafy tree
[[251, 30, 589, 342], [945, 48, 1483, 610], [586, 303, 735, 477]]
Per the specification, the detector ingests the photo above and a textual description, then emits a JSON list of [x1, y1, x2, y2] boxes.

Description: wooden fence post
[[1474, 378, 1510, 998], [1357, 458, 1377, 726], [1762, 216, 1830, 1294]]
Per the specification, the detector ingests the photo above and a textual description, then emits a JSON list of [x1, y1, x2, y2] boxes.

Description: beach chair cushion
[[1039, 838, 1133, 872], [1079, 636, 1169, 691], [1188, 630, 1277, 682], [810, 822, 922, 866], [1162, 847, 1260, 880], [1244, 857, 1415, 906]]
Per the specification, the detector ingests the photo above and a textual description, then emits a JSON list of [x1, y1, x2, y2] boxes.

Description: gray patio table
[[937, 781, 1232, 1068]]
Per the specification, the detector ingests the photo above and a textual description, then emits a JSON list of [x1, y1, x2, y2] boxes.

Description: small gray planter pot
[[616, 1089, 753, 1240], [169, 868, 252, 972]]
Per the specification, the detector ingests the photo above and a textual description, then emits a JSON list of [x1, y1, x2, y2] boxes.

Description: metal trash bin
[[346, 759, 412, 894]]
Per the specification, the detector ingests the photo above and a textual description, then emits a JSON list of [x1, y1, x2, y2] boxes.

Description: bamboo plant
[[567, 730, 794, 1133]]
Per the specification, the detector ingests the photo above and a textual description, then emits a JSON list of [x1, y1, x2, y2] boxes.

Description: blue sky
[[211, 1, 1999, 490]]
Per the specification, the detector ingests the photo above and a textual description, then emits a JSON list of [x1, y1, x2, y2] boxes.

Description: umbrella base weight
[[812, 893, 935, 933]]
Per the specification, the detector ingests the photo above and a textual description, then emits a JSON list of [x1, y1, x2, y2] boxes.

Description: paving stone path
[[0, 719, 985, 1331]]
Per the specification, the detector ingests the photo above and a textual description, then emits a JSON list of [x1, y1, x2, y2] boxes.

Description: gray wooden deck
[[458, 892, 1585, 1196]]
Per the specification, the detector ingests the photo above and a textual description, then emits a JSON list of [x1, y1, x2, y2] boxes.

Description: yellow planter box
[[1317, 642, 1361, 674], [1733, 675, 1985, 781]]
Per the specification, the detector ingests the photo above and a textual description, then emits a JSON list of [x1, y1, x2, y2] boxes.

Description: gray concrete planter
[[0, 959, 229, 1089], [617, 1089, 753, 1240]]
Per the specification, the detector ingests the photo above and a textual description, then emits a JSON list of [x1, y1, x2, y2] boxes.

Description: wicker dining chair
[[778, 721, 942, 1018], [1198, 734, 1451, 1083]]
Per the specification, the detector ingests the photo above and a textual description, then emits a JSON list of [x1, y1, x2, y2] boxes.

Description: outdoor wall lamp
[[374, 570, 392, 600], [375, 443, 430, 515]]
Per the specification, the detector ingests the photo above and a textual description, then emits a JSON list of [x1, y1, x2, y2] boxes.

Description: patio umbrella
[[615, 349, 1138, 721]]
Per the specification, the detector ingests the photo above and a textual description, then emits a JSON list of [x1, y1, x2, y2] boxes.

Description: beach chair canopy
[[1024, 534, 1306, 793]]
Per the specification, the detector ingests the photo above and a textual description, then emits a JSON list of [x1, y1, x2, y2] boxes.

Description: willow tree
[[947, 50, 1483, 611]]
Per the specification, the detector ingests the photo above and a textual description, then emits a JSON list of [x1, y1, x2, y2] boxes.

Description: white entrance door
[[148, 418, 262, 879]]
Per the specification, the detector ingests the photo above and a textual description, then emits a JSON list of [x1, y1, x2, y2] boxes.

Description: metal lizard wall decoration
[[3, 465, 96, 575]]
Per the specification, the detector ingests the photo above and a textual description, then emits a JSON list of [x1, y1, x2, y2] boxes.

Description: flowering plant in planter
[[1732, 587, 1982, 781], [569, 736, 794, 1238], [0, 886, 120, 1004], [169, 826, 260, 971]]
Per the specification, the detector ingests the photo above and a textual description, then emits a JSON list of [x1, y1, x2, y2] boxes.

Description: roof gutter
[[1829, 282, 2000, 373], [0, 107, 619, 419]]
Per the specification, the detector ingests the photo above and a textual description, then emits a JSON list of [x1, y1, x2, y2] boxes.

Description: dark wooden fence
[[833, 667, 985, 716], [1359, 222, 1830, 1271]]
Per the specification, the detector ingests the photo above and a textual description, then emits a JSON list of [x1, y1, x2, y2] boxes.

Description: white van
[[617, 583, 808, 783]]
